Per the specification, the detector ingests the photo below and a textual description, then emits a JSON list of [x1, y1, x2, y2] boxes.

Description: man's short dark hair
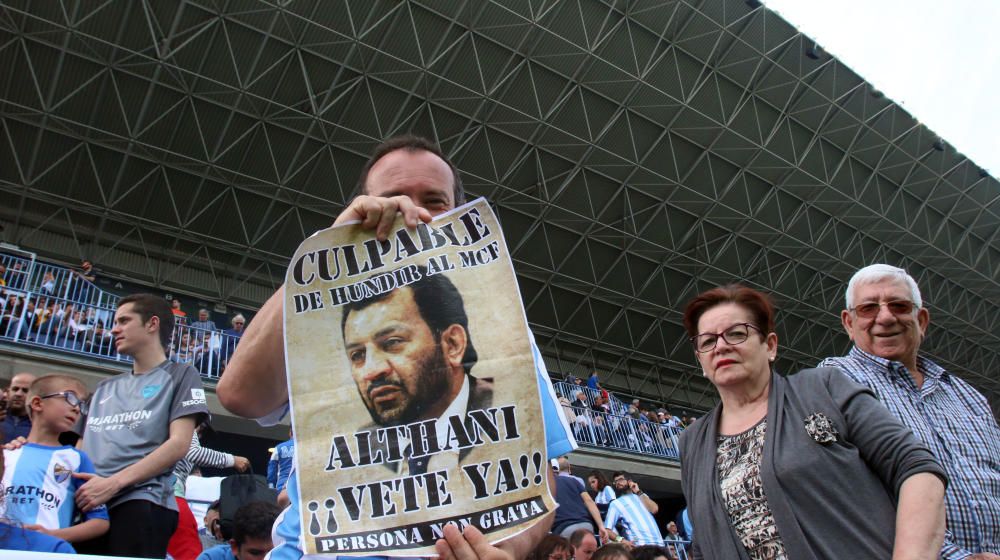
[[569, 528, 594, 548], [353, 134, 465, 205], [341, 266, 478, 374], [117, 293, 174, 349], [632, 546, 670, 560], [232, 501, 282, 545], [612, 471, 630, 481]]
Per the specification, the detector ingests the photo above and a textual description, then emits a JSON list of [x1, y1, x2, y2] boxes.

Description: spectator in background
[[197, 501, 282, 560], [190, 308, 217, 331], [557, 456, 586, 488], [67, 309, 90, 338], [589, 396, 610, 446], [172, 299, 188, 321], [0, 263, 6, 287], [267, 430, 294, 492], [571, 390, 594, 443], [676, 509, 692, 543], [657, 410, 680, 429], [172, 331, 197, 364], [605, 472, 662, 547], [7, 262, 27, 290], [39, 271, 56, 295], [528, 535, 572, 560], [193, 333, 221, 377], [68, 260, 96, 303], [0, 293, 22, 336], [559, 394, 576, 426], [632, 545, 674, 560], [662, 522, 685, 558], [587, 470, 616, 505], [2, 373, 36, 443], [84, 321, 114, 356], [592, 544, 632, 560], [552, 457, 608, 540], [169, 421, 251, 560], [570, 528, 599, 560], [0, 380, 7, 423], [201, 500, 225, 550], [220, 314, 245, 365], [587, 371, 600, 391]]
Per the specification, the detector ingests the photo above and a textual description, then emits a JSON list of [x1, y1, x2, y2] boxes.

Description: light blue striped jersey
[[604, 493, 664, 546], [1, 443, 109, 530], [595, 485, 616, 505], [268, 439, 295, 491]]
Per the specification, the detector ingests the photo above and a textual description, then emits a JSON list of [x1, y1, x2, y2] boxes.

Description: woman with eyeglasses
[[678, 284, 948, 560]]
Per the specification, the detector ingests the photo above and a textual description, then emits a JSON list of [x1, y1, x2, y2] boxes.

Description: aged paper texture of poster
[[284, 198, 555, 556]]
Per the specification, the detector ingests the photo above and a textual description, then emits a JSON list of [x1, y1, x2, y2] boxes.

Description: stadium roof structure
[[2, 0, 998, 414]]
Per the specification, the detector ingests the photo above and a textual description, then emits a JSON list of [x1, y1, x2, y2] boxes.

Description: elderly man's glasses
[[41, 391, 88, 413], [690, 323, 761, 353], [850, 300, 916, 319]]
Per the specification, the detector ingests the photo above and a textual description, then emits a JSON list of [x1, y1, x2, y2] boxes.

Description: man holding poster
[[218, 135, 576, 560]]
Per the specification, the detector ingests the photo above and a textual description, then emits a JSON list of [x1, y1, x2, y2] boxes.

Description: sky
[[762, 0, 1000, 176]]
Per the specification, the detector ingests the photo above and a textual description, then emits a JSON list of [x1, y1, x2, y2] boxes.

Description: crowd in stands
[[545, 456, 690, 560], [0, 253, 251, 379], [555, 372, 696, 458]]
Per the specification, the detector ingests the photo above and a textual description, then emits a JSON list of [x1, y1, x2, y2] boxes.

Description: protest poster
[[283, 198, 555, 556]]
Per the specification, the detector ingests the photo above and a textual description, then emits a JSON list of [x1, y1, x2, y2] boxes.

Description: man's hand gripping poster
[[284, 198, 555, 556]]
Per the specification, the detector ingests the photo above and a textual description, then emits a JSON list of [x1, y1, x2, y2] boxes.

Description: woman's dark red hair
[[682, 284, 776, 338]]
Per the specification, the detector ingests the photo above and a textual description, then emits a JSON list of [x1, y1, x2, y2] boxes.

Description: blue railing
[[664, 540, 692, 559], [554, 382, 683, 460], [1, 251, 242, 380]]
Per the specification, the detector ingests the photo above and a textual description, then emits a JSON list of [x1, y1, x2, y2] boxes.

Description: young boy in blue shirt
[[1, 374, 109, 544]]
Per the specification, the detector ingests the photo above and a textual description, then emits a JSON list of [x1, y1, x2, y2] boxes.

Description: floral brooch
[[804, 413, 839, 444]]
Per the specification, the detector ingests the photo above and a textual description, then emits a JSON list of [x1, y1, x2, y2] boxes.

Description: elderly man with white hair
[[820, 264, 1000, 560]]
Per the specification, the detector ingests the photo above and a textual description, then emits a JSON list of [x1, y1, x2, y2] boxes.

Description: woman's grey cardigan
[[679, 367, 946, 560]]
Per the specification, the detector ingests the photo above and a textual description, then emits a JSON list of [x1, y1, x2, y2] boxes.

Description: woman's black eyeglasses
[[690, 323, 762, 353]]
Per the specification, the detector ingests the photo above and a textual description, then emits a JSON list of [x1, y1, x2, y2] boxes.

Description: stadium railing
[[1, 251, 241, 380], [554, 381, 682, 461]]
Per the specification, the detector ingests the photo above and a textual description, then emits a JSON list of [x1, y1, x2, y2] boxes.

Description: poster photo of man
[[284, 198, 554, 556]]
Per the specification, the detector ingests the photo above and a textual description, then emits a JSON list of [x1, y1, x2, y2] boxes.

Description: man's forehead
[[115, 304, 137, 318], [854, 278, 910, 300], [365, 149, 454, 196]]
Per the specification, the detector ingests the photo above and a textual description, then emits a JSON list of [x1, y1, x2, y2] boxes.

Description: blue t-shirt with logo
[[1, 443, 109, 529]]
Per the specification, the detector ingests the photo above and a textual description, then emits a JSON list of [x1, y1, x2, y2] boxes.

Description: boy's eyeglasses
[[40, 391, 88, 414]]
